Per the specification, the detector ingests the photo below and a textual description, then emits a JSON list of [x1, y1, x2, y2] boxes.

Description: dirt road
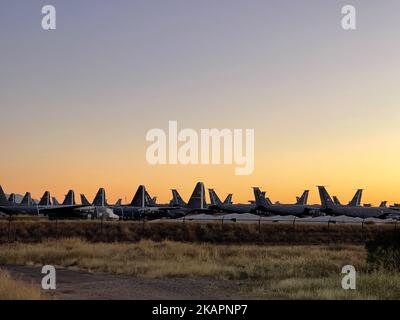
[[1, 265, 246, 300]]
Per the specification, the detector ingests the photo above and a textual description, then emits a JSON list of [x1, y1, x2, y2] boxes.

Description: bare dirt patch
[[1, 265, 246, 300]]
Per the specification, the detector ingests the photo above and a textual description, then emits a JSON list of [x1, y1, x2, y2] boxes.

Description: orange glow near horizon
[[2, 108, 400, 206], [2, 127, 400, 206]]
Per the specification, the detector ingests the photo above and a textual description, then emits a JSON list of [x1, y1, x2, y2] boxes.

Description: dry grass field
[[0, 239, 399, 299], [0, 269, 42, 300]]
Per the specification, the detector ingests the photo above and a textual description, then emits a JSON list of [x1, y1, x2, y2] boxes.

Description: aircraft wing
[[40, 205, 93, 214], [0, 206, 27, 215], [39, 205, 94, 219]]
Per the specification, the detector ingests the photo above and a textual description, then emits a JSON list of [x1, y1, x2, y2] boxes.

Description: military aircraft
[[318, 186, 394, 219], [20, 192, 34, 206], [163, 182, 214, 218], [332, 189, 363, 207], [0, 186, 92, 219], [79, 188, 120, 220], [223, 194, 233, 205], [112, 185, 180, 220], [81, 190, 121, 207], [295, 190, 309, 205], [119, 182, 213, 219], [208, 189, 234, 206], [38, 191, 51, 206], [52, 197, 60, 206], [7, 193, 17, 203], [379, 201, 387, 208], [169, 189, 187, 207], [208, 188, 256, 213], [273, 190, 310, 206], [253, 187, 317, 217]]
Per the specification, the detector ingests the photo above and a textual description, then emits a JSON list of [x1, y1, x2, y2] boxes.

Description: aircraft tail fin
[[208, 189, 222, 206], [380, 201, 387, 208], [39, 191, 51, 206], [170, 190, 178, 206], [81, 194, 91, 206], [261, 191, 267, 199], [253, 187, 271, 208], [93, 188, 107, 207], [62, 190, 76, 206], [348, 189, 363, 207], [52, 197, 60, 206], [8, 193, 16, 203], [170, 190, 179, 206], [333, 196, 342, 206], [296, 190, 309, 205], [130, 185, 146, 207], [223, 194, 233, 205], [0, 185, 8, 203], [187, 182, 207, 209], [318, 186, 336, 211], [260, 191, 273, 206], [21, 192, 33, 206], [115, 199, 122, 206], [171, 189, 187, 207], [145, 191, 156, 206]]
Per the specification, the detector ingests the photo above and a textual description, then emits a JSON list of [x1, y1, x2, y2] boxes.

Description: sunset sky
[[1, 0, 400, 205]]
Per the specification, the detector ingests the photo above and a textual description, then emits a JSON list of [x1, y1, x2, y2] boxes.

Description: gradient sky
[[1, 0, 400, 205]]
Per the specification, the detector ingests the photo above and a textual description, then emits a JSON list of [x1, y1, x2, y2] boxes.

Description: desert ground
[[0, 237, 399, 300]]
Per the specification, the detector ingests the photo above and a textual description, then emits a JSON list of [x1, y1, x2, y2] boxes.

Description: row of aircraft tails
[[1, 183, 400, 220]]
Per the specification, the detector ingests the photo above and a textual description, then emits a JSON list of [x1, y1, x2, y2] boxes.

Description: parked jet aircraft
[[120, 182, 213, 219], [208, 188, 256, 214], [208, 189, 234, 206], [267, 190, 309, 206], [82, 182, 211, 220], [0, 186, 92, 219], [81, 194, 91, 206], [38, 191, 51, 206], [79, 188, 119, 220], [208, 189, 223, 206], [8, 193, 17, 203], [253, 188, 317, 217], [332, 196, 342, 206], [52, 197, 60, 206], [112, 185, 179, 219], [332, 189, 363, 207], [164, 182, 214, 218], [223, 194, 233, 205], [170, 189, 187, 207], [318, 186, 394, 219], [144, 190, 174, 208], [21, 192, 33, 206], [295, 190, 309, 205], [62, 190, 76, 206], [81, 191, 121, 207]]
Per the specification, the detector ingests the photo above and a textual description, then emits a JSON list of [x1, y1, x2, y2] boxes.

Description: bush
[[366, 230, 400, 271]]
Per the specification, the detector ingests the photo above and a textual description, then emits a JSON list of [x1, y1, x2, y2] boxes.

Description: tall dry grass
[[0, 269, 42, 300], [0, 239, 365, 280], [2, 239, 399, 299]]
